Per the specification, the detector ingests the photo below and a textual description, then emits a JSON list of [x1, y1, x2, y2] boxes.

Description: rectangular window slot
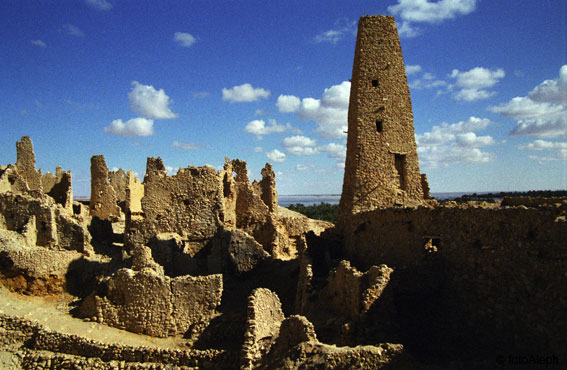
[[394, 154, 407, 190], [372, 79, 379, 87], [376, 120, 383, 132]]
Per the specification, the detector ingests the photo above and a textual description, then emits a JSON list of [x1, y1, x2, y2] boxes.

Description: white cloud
[[254, 146, 263, 153], [174, 32, 196, 48], [416, 116, 496, 168], [490, 65, 567, 139], [282, 136, 318, 156], [449, 67, 505, 101], [64, 24, 84, 37], [282, 135, 316, 148], [266, 149, 286, 163], [519, 140, 567, 162], [313, 19, 357, 44], [165, 166, 179, 176], [296, 164, 310, 171], [31, 40, 46, 48], [85, 0, 112, 11], [244, 119, 296, 139], [318, 142, 346, 160], [104, 118, 154, 137], [389, 0, 477, 37], [405, 65, 422, 75], [389, 0, 477, 23], [276, 95, 301, 113], [528, 65, 567, 105], [171, 141, 199, 150], [128, 81, 178, 119], [281, 81, 350, 139], [222, 83, 270, 103]]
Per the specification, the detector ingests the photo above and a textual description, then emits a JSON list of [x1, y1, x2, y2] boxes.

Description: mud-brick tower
[[339, 15, 425, 225]]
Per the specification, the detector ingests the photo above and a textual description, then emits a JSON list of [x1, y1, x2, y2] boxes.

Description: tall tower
[[339, 16, 425, 224]]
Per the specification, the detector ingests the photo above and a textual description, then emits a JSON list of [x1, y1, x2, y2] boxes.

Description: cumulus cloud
[[174, 32, 196, 47], [276, 95, 301, 113], [85, 0, 112, 11], [449, 67, 505, 101], [313, 19, 357, 44], [295, 164, 310, 171], [408, 69, 448, 90], [318, 142, 346, 160], [222, 83, 270, 103], [244, 119, 298, 139], [279, 81, 350, 139], [405, 65, 422, 75], [64, 24, 84, 37], [254, 146, 263, 153], [31, 40, 46, 48], [490, 65, 567, 139], [171, 141, 199, 150], [266, 149, 286, 163], [128, 81, 178, 119], [518, 140, 567, 162], [416, 116, 496, 168], [389, 0, 477, 37], [104, 118, 154, 137], [282, 135, 318, 156]]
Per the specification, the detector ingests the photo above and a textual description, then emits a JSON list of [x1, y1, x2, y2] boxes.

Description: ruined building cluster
[[0, 15, 566, 370]]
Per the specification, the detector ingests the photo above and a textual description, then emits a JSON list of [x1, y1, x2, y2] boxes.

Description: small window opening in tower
[[372, 79, 379, 87], [394, 154, 407, 190], [376, 120, 383, 132]]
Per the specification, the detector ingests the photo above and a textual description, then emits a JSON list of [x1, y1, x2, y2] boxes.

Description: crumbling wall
[[259, 163, 278, 213], [126, 157, 225, 249], [343, 202, 567, 358], [0, 165, 28, 195], [108, 168, 127, 206], [339, 15, 426, 227], [0, 193, 90, 252], [42, 166, 73, 210], [241, 288, 285, 370], [15, 136, 42, 193], [79, 245, 223, 338], [325, 260, 393, 321], [125, 170, 143, 214], [89, 155, 121, 220]]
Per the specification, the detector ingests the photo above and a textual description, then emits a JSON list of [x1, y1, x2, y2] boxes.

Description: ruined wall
[[79, 246, 223, 338], [42, 166, 73, 210], [325, 260, 393, 321], [339, 16, 425, 225], [343, 202, 567, 358], [241, 288, 285, 370], [136, 157, 225, 241], [125, 170, 143, 214], [0, 193, 90, 252], [15, 136, 42, 193], [89, 155, 121, 220], [259, 163, 278, 213]]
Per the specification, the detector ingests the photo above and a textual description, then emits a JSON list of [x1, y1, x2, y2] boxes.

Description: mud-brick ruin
[[1, 15, 566, 370]]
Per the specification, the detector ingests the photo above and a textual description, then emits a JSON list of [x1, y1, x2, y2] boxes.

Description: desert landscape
[[1, 15, 565, 370]]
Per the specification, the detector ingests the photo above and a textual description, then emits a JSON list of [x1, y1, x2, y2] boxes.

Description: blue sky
[[1, 0, 566, 196]]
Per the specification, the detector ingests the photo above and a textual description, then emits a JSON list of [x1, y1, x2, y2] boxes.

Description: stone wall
[[0, 314, 237, 369], [16, 136, 43, 193], [90, 155, 121, 221], [79, 246, 223, 338], [339, 15, 426, 225], [240, 288, 285, 369], [342, 202, 567, 358]]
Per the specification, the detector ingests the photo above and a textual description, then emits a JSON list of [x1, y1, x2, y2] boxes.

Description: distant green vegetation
[[287, 202, 339, 224], [444, 190, 567, 203]]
